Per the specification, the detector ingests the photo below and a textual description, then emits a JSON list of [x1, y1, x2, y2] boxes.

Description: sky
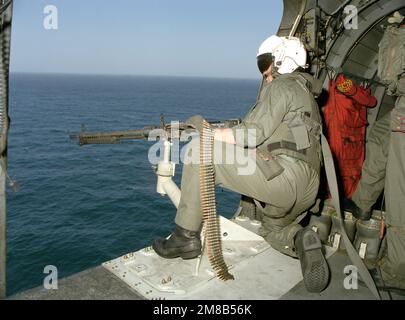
[[10, 0, 283, 79]]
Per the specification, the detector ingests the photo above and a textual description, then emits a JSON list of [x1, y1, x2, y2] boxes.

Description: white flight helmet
[[257, 35, 307, 75]]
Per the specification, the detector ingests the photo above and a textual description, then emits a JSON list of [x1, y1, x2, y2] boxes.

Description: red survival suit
[[324, 74, 377, 198]]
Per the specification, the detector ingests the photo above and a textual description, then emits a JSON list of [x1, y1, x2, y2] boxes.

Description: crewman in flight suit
[[152, 35, 330, 293], [346, 11, 405, 290]]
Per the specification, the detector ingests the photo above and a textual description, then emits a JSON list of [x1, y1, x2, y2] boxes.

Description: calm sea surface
[[7, 73, 260, 295]]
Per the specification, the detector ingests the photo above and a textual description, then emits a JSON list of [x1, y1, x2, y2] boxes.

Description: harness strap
[[268, 141, 306, 155], [321, 133, 381, 300]]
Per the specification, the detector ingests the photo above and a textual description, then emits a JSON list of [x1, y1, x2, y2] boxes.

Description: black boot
[[342, 198, 372, 220], [152, 225, 202, 260], [295, 228, 330, 293]]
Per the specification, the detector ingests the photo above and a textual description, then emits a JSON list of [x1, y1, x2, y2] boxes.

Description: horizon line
[[10, 71, 261, 82]]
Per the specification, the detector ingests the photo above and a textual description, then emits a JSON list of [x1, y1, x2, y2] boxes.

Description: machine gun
[[69, 115, 241, 146], [70, 114, 241, 281]]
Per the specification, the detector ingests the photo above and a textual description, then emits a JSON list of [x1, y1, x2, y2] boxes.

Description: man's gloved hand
[[388, 11, 404, 24], [185, 115, 207, 134], [391, 108, 405, 133], [336, 74, 357, 96]]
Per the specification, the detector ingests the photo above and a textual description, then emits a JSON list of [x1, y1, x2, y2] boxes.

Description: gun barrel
[[69, 118, 241, 146], [70, 127, 160, 146]]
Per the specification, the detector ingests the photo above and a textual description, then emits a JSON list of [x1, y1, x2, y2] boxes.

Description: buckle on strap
[[267, 141, 307, 155]]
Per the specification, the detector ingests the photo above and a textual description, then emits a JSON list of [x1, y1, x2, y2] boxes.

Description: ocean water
[[6, 73, 260, 296]]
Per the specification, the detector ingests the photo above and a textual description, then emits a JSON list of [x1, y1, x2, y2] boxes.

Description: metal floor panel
[[9, 216, 405, 300]]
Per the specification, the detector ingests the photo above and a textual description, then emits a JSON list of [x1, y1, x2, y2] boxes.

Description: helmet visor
[[257, 53, 273, 74]]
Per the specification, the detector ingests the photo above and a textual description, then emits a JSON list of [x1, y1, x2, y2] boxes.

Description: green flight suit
[[352, 99, 405, 288], [379, 95, 405, 289], [352, 22, 405, 288], [175, 72, 322, 257], [351, 108, 391, 213]]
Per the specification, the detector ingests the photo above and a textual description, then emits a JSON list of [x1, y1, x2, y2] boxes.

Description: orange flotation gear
[[324, 74, 377, 198]]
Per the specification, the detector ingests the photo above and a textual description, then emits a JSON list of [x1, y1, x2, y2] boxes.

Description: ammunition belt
[[199, 119, 234, 281]]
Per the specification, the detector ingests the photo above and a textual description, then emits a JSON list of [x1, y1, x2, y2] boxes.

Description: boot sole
[[180, 250, 201, 260], [152, 242, 201, 260], [299, 230, 330, 293]]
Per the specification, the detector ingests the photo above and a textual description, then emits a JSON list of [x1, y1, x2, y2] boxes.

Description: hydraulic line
[[199, 119, 234, 281]]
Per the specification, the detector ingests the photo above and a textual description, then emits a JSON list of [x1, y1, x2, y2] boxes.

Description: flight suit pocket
[[340, 135, 364, 160], [256, 149, 285, 181]]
